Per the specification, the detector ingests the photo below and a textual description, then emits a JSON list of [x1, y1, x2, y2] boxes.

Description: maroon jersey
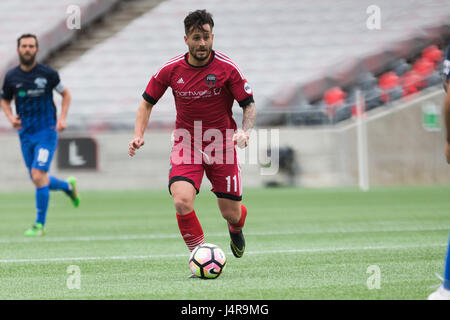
[[143, 50, 254, 148]]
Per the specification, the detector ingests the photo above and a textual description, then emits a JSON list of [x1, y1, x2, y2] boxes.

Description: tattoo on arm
[[241, 102, 257, 134]]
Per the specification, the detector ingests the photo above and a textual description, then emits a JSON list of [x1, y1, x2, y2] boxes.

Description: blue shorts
[[19, 129, 58, 173]]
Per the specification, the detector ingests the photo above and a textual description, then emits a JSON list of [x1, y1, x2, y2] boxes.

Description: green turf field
[[0, 186, 448, 300]]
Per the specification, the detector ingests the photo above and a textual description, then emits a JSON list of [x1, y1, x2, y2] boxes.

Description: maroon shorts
[[168, 146, 242, 201]]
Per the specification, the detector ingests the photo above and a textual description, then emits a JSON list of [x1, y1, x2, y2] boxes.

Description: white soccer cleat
[[427, 285, 450, 300]]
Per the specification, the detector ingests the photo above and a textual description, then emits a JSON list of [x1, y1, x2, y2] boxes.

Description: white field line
[[0, 225, 448, 244], [0, 243, 446, 264]]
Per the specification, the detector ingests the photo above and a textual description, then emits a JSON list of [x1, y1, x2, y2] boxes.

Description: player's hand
[[232, 129, 249, 149], [129, 137, 145, 157], [10, 115, 22, 130], [446, 142, 450, 164], [56, 118, 67, 132]]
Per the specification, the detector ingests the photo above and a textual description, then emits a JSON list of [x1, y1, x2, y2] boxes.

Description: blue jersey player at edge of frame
[[1, 34, 80, 237], [428, 44, 450, 300]]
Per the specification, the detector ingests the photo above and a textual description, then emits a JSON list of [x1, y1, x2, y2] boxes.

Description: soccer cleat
[[428, 285, 450, 300], [229, 227, 245, 258], [24, 223, 45, 237], [67, 176, 80, 207], [188, 274, 199, 279]]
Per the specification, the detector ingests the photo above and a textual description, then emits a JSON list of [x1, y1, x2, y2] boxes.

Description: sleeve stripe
[[154, 55, 184, 79], [54, 82, 65, 94], [215, 52, 245, 79]]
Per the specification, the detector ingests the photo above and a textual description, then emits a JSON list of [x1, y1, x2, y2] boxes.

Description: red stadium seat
[[323, 87, 346, 121], [379, 71, 399, 90], [422, 45, 443, 65], [413, 58, 434, 77], [412, 58, 434, 89], [379, 71, 400, 103], [324, 87, 346, 106], [400, 70, 421, 97]]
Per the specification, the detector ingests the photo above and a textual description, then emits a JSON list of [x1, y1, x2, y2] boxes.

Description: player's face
[[17, 37, 38, 66], [184, 24, 214, 64]]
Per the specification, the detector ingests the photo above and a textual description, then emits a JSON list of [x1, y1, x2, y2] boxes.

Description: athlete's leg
[[444, 234, 450, 290], [30, 168, 49, 188], [169, 157, 205, 251], [48, 175, 70, 194], [49, 175, 80, 207], [206, 147, 247, 257], [28, 135, 56, 230], [170, 181, 196, 215], [217, 198, 243, 228], [217, 198, 247, 258], [29, 168, 50, 230], [170, 181, 204, 252], [19, 138, 46, 236], [428, 233, 450, 299]]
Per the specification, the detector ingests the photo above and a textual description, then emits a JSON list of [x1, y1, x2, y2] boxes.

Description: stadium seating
[[1, 0, 449, 130], [422, 45, 443, 65], [322, 87, 346, 123], [295, 41, 447, 125], [379, 71, 402, 103], [289, 101, 329, 126], [53, 0, 450, 129], [390, 58, 412, 77]]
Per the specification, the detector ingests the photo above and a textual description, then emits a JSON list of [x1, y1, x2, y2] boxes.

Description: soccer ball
[[189, 243, 226, 279]]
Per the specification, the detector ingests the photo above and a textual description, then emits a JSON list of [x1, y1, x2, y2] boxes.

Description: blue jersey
[[444, 45, 450, 80], [1, 63, 64, 136]]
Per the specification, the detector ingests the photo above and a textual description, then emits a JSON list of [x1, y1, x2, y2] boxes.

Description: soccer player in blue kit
[[428, 44, 450, 300], [1, 34, 80, 237]]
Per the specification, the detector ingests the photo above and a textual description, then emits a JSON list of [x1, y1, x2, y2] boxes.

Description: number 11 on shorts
[[226, 175, 237, 193]]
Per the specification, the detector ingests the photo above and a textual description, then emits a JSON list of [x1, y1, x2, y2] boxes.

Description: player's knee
[[221, 208, 240, 224], [218, 199, 241, 224], [173, 196, 194, 215], [30, 169, 48, 187]]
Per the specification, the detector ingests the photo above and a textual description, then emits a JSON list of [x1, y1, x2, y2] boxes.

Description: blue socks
[[35, 176, 71, 226], [49, 175, 71, 195], [444, 234, 450, 290], [35, 185, 49, 225]]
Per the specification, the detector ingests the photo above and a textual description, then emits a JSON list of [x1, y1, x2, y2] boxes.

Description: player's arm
[[1, 98, 21, 129], [129, 99, 154, 157], [1, 75, 21, 129], [129, 63, 169, 156], [242, 101, 257, 134], [226, 64, 256, 149], [233, 102, 257, 149], [56, 88, 71, 132], [443, 80, 450, 163]]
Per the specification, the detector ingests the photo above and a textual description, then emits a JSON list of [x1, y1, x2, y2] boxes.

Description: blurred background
[[0, 0, 449, 191]]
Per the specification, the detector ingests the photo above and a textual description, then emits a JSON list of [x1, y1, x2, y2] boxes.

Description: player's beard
[[19, 52, 36, 66], [190, 45, 211, 62]]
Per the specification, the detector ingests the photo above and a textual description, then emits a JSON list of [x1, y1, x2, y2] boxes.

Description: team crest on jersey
[[206, 74, 216, 88], [34, 77, 47, 89]]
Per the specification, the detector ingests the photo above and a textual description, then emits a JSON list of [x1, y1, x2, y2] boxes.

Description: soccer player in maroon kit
[[128, 10, 257, 261]]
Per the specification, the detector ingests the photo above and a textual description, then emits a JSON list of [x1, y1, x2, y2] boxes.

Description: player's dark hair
[[17, 34, 38, 48], [184, 9, 214, 35]]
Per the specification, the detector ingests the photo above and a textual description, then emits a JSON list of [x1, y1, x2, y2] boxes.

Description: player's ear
[[184, 35, 188, 45]]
